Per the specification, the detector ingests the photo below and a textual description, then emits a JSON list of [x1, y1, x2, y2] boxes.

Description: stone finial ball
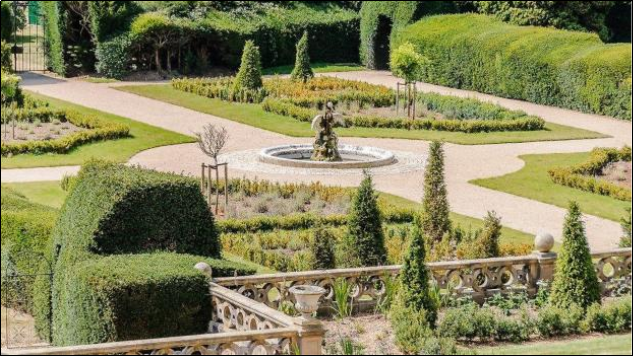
[[194, 262, 213, 277], [535, 232, 555, 253]]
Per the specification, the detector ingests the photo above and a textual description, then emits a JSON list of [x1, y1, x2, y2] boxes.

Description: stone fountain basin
[[259, 144, 396, 169]]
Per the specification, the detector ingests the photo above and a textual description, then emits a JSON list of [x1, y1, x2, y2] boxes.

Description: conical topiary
[[344, 172, 387, 267], [233, 40, 263, 93], [291, 31, 314, 83], [420, 141, 451, 242], [478, 211, 502, 258], [549, 202, 601, 310], [398, 221, 439, 326]]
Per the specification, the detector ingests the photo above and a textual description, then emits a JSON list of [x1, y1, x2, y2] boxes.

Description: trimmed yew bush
[[420, 141, 451, 242], [310, 226, 336, 270], [233, 41, 264, 96], [549, 202, 601, 310], [48, 162, 253, 346], [397, 222, 438, 326], [290, 31, 314, 83], [344, 172, 387, 267]]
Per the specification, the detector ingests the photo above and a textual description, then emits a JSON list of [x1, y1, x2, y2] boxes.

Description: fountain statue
[[311, 102, 345, 162]]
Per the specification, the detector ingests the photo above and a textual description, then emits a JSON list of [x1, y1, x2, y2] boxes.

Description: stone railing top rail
[[210, 283, 297, 327], [0, 328, 298, 356], [215, 249, 632, 287]]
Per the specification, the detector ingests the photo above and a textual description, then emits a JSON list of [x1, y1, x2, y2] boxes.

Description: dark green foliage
[[398, 223, 438, 326], [87, 1, 141, 43], [310, 226, 336, 270], [95, 34, 132, 79], [439, 303, 498, 342], [40, 1, 65, 76], [394, 14, 632, 120], [49, 161, 234, 346], [1, 1, 13, 42], [420, 142, 451, 242], [53, 253, 251, 346], [233, 41, 264, 94], [1, 188, 57, 321], [606, 1, 632, 43], [1, 41, 12, 72], [471, 1, 618, 41], [359, 1, 456, 69], [290, 31, 314, 83], [622, 208, 632, 248], [536, 303, 584, 337], [549, 202, 602, 310], [390, 303, 433, 355], [344, 173, 387, 267]]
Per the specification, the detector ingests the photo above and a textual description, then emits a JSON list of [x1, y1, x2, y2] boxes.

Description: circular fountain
[[259, 144, 396, 169]]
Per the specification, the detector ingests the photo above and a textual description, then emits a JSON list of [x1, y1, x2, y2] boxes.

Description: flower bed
[[172, 76, 547, 134], [1, 105, 130, 157], [549, 147, 632, 202]]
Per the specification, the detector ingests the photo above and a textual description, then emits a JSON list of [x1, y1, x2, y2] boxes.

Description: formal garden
[[1, 1, 632, 355]]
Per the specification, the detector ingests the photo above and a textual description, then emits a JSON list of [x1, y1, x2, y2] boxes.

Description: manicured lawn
[[1, 92, 194, 169], [472, 153, 632, 222], [2, 182, 535, 248], [262, 62, 365, 75], [117, 85, 606, 145], [480, 334, 632, 355]]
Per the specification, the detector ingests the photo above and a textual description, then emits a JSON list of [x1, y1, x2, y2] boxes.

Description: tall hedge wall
[[359, 1, 456, 69], [394, 14, 632, 120], [1, 1, 13, 42], [49, 162, 252, 346], [40, 1, 65, 76]]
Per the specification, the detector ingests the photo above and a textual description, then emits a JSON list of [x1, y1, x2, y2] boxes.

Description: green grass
[[479, 334, 632, 355], [81, 76, 120, 84], [1, 181, 66, 209], [116, 85, 607, 145], [473, 153, 632, 222], [262, 62, 365, 75], [1, 92, 194, 169]]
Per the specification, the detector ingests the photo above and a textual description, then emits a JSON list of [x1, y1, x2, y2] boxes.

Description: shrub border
[[549, 147, 632, 202]]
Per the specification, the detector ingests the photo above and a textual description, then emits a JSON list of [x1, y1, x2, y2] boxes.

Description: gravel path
[[4, 72, 631, 250]]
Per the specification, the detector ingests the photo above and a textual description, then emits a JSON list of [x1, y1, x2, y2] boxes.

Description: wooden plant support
[[396, 82, 417, 122], [201, 162, 229, 216]]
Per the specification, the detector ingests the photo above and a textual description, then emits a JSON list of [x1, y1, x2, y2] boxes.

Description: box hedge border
[[549, 147, 632, 202]]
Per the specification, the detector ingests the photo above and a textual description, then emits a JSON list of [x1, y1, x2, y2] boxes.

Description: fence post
[[534, 232, 557, 282]]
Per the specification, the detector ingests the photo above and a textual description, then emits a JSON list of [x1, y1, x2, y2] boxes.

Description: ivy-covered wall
[[359, 1, 456, 69]]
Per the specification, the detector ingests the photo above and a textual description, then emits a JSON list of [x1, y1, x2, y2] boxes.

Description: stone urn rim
[[289, 285, 327, 296]]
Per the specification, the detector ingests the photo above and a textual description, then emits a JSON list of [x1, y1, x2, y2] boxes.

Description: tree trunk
[[154, 48, 162, 72], [166, 49, 172, 73]]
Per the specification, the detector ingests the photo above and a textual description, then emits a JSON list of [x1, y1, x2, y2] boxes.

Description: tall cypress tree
[[233, 40, 263, 93], [421, 141, 451, 242], [345, 172, 387, 267], [398, 221, 438, 326], [549, 202, 601, 310], [478, 211, 502, 258], [290, 31, 314, 83]]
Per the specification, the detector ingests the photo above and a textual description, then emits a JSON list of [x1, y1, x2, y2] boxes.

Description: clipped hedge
[[40, 1, 65, 76], [49, 162, 246, 346], [359, 1, 456, 69], [394, 14, 632, 120], [549, 147, 632, 201], [1, 188, 57, 316], [1, 1, 12, 42], [1, 107, 130, 157]]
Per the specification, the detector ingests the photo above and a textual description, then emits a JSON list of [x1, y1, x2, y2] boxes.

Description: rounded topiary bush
[[49, 161, 252, 346]]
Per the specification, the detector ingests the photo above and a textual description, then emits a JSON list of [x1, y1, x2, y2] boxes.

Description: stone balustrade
[[215, 248, 632, 308]]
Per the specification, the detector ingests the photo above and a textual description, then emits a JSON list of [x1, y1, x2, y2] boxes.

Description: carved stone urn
[[289, 285, 326, 320]]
